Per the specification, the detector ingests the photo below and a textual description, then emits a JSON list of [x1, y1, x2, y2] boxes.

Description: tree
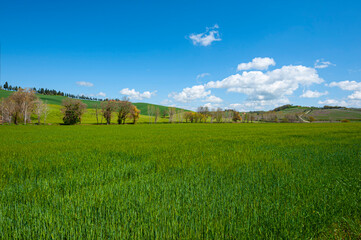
[[148, 105, 154, 124], [61, 98, 87, 125], [0, 98, 16, 124], [215, 108, 223, 123], [129, 105, 140, 124], [3, 82, 8, 90], [162, 109, 168, 118], [197, 106, 209, 123], [101, 100, 116, 125], [7, 88, 37, 125], [168, 107, 176, 123], [34, 99, 47, 124], [232, 111, 242, 122], [95, 102, 100, 124], [154, 107, 160, 123], [116, 98, 132, 124]]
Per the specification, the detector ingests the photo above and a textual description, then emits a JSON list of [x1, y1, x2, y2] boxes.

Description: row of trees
[[2, 82, 103, 101], [61, 98, 141, 125], [0, 88, 49, 125]]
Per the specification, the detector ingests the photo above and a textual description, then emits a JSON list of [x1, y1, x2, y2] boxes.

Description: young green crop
[[0, 123, 360, 239]]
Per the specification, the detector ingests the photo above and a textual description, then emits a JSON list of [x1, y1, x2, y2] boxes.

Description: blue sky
[[1, 0, 361, 110]]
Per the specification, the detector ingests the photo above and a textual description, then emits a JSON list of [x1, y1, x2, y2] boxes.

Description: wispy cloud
[[196, 73, 210, 79], [76, 81, 94, 87], [189, 25, 221, 46], [314, 59, 335, 69]]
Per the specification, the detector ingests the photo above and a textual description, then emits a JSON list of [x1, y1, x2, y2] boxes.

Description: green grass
[[1, 123, 360, 239]]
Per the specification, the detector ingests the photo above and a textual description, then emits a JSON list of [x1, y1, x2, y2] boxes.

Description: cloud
[[318, 99, 348, 106], [206, 65, 323, 109], [203, 102, 221, 109], [169, 85, 211, 102], [189, 25, 221, 46], [120, 88, 157, 100], [76, 81, 94, 87], [314, 59, 335, 69], [328, 80, 361, 91], [161, 99, 173, 105], [300, 90, 328, 98], [237, 57, 276, 71], [97, 92, 106, 97], [196, 73, 210, 79], [348, 91, 361, 100], [203, 95, 223, 103], [328, 80, 361, 101]]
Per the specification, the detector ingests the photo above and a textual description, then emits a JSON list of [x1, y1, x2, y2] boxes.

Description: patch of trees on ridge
[[2, 81, 103, 101]]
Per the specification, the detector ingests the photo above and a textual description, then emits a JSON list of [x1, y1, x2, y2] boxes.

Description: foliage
[[61, 98, 87, 125], [341, 119, 350, 123]]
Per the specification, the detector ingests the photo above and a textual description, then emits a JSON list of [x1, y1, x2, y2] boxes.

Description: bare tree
[[43, 102, 49, 124], [215, 108, 223, 123], [154, 107, 160, 124], [34, 99, 45, 124], [148, 105, 153, 124], [168, 107, 176, 123], [95, 102, 100, 124], [7, 88, 37, 124]]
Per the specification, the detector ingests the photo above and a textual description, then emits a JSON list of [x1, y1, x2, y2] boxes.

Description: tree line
[[2, 81, 103, 101]]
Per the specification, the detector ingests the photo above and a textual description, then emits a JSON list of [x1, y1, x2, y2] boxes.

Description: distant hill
[[0, 89, 189, 115], [272, 104, 361, 122]]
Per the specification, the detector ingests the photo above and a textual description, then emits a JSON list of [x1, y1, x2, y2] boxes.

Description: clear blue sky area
[[1, 0, 361, 110]]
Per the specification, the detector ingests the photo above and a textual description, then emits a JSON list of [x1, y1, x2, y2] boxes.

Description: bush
[[341, 119, 350, 123], [308, 116, 315, 122], [61, 99, 87, 125]]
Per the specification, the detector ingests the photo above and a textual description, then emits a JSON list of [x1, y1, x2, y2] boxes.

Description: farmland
[[1, 123, 360, 239]]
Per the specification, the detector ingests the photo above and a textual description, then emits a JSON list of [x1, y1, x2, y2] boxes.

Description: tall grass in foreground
[[0, 123, 360, 239]]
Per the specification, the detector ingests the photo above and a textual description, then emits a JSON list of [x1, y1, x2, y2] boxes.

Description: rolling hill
[[0, 89, 188, 115]]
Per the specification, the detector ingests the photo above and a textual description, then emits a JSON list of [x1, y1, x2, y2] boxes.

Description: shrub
[[61, 99, 87, 125], [341, 119, 350, 123]]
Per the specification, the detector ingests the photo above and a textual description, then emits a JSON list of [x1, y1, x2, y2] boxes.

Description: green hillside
[[0, 89, 189, 114]]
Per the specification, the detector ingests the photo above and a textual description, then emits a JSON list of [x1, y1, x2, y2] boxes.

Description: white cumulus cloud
[[206, 65, 323, 107], [329, 80, 361, 91], [120, 88, 157, 100], [300, 90, 328, 98], [348, 91, 361, 100], [169, 85, 211, 102], [189, 25, 221, 46], [314, 59, 335, 69], [76, 81, 94, 87], [237, 57, 276, 71], [328, 80, 361, 101], [203, 95, 223, 103], [97, 92, 106, 97]]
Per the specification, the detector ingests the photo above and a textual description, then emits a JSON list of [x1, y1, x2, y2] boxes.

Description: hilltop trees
[[61, 98, 87, 125]]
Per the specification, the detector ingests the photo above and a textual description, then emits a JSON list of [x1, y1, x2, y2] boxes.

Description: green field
[[1, 123, 360, 239]]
